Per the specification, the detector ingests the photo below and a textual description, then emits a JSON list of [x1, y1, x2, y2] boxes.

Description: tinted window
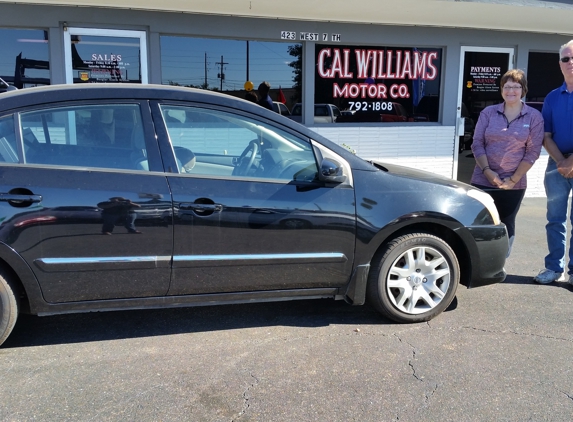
[[160, 105, 317, 181], [19, 104, 148, 171], [0, 28, 50, 89], [527, 51, 563, 102], [0, 115, 17, 163], [160, 36, 300, 111], [315, 105, 328, 116]]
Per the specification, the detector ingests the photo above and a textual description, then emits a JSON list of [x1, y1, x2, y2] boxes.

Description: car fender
[[358, 211, 474, 263], [343, 212, 477, 306]]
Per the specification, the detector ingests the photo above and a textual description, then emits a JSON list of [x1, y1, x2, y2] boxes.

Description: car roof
[[0, 83, 251, 111]]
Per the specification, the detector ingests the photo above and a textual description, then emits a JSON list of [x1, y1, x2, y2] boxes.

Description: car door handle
[[180, 203, 223, 212], [0, 193, 43, 203]]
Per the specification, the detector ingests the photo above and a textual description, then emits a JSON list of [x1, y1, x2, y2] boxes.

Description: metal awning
[[2, 0, 573, 36]]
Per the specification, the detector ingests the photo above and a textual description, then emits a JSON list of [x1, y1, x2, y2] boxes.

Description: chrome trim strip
[[34, 253, 347, 271], [35, 256, 171, 272], [173, 252, 347, 267], [38, 256, 171, 264]]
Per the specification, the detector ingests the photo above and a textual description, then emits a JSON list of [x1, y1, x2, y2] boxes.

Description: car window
[[160, 105, 318, 181], [18, 104, 148, 171], [0, 115, 17, 163], [315, 105, 328, 116]]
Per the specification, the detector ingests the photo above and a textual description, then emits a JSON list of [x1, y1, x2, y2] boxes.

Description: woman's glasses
[[502, 85, 522, 91], [560, 56, 573, 63]]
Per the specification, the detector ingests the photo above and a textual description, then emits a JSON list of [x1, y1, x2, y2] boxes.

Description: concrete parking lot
[[1, 198, 572, 422]]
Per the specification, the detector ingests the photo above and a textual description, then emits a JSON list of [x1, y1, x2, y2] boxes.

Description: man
[[534, 39, 573, 284], [257, 81, 273, 111]]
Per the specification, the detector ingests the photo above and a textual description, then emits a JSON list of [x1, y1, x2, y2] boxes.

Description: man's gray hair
[[559, 40, 573, 56]]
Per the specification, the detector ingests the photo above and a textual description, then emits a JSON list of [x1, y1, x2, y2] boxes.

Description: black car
[[0, 84, 507, 346]]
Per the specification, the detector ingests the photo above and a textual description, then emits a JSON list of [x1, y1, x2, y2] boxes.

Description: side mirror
[[319, 158, 346, 183]]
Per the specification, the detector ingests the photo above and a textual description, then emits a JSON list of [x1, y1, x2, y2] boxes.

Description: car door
[[0, 101, 173, 303], [151, 102, 356, 296]]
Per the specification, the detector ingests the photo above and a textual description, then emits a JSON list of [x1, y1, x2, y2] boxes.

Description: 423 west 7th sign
[[281, 31, 341, 42]]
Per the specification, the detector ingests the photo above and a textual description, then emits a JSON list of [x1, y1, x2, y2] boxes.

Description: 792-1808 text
[[348, 101, 393, 112]]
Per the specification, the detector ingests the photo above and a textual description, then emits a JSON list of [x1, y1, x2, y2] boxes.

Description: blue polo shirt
[[543, 82, 573, 153]]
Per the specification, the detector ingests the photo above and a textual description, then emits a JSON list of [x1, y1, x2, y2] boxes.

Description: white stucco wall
[[313, 125, 456, 178], [523, 154, 548, 198], [312, 125, 548, 197]]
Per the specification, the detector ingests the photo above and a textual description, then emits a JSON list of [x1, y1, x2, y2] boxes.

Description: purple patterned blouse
[[470, 102, 544, 189]]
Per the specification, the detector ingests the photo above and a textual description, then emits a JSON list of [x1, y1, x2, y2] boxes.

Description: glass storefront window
[[461, 51, 512, 129], [160, 36, 301, 113], [66, 32, 144, 84], [527, 51, 562, 102], [314, 44, 442, 123], [0, 28, 50, 89]]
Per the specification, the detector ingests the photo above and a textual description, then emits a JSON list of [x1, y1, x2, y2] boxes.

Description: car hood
[[369, 160, 473, 191]]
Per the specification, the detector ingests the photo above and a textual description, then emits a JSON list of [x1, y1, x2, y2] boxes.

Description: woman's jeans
[[544, 158, 573, 274]]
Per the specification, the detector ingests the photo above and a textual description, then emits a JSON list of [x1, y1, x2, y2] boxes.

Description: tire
[[367, 233, 459, 323], [0, 273, 19, 347]]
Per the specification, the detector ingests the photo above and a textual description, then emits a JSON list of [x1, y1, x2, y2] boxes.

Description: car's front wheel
[[367, 233, 459, 323], [0, 272, 19, 347]]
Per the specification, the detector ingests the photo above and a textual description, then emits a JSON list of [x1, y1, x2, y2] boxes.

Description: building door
[[63, 28, 148, 84], [455, 47, 514, 182]]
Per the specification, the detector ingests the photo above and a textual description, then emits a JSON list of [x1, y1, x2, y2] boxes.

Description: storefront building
[[1, 0, 571, 196]]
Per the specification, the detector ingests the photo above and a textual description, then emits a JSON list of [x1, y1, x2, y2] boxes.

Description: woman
[[470, 68, 544, 256]]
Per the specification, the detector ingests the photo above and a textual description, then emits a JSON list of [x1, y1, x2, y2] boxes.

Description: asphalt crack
[[394, 333, 439, 412], [556, 388, 573, 402], [394, 333, 422, 381], [462, 326, 573, 342], [232, 372, 259, 422]]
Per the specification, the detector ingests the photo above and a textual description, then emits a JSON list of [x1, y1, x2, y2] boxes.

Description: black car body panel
[[166, 176, 356, 295], [0, 167, 174, 303], [352, 165, 506, 291], [0, 84, 507, 332]]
